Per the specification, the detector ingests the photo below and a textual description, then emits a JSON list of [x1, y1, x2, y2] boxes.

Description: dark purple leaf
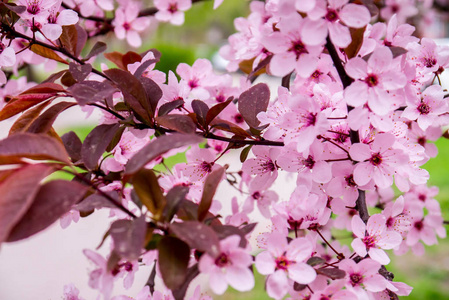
[[4, 4, 26, 14], [163, 185, 189, 222], [389, 46, 408, 58], [105, 126, 126, 152], [27, 101, 76, 134], [192, 100, 209, 129], [205, 97, 232, 125], [0, 164, 54, 244], [293, 282, 307, 291], [0, 133, 70, 164], [132, 169, 166, 218], [316, 268, 346, 280], [240, 222, 257, 235], [212, 225, 248, 248], [81, 123, 120, 170], [105, 69, 151, 123], [69, 63, 92, 82], [172, 265, 199, 300], [84, 41, 107, 61], [198, 166, 225, 221], [248, 54, 273, 81], [7, 180, 88, 242], [140, 77, 163, 117], [170, 221, 220, 258], [75, 191, 119, 213], [110, 215, 147, 260], [8, 101, 51, 135], [69, 81, 116, 105], [158, 99, 185, 116], [238, 83, 270, 128], [75, 24, 87, 57], [61, 131, 82, 163], [156, 114, 196, 134], [125, 133, 203, 176], [60, 25, 79, 56], [158, 236, 190, 290], [134, 59, 159, 78], [307, 257, 325, 267], [176, 200, 222, 226]]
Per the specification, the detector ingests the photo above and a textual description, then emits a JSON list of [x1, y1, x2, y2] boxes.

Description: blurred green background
[[68, 0, 449, 298]]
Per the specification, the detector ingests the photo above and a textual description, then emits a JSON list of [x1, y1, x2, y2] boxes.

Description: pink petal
[[255, 251, 276, 275], [353, 162, 373, 186], [351, 215, 366, 238], [351, 237, 368, 257], [269, 53, 296, 77], [288, 263, 316, 284], [368, 248, 390, 265], [344, 81, 368, 107], [339, 4, 371, 28], [349, 143, 371, 161], [266, 270, 289, 299], [287, 237, 313, 262], [57, 9, 79, 25], [301, 18, 327, 46], [209, 271, 228, 295], [226, 266, 255, 292], [345, 57, 368, 79], [364, 274, 388, 292], [329, 22, 352, 48]]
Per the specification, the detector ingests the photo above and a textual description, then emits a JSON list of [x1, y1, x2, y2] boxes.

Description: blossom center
[[362, 235, 376, 248], [252, 191, 261, 200], [234, 113, 244, 124], [417, 102, 430, 115], [200, 161, 213, 173], [345, 174, 357, 187], [418, 194, 426, 201], [423, 57, 437, 68], [414, 220, 424, 231], [27, 1, 41, 15], [123, 22, 131, 31], [305, 112, 317, 126], [325, 9, 338, 22], [304, 155, 315, 169], [369, 153, 383, 166], [417, 136, 426, 146], [350, 273, 364, 286], [365, 74, 379, 87], [290, 40, 308, 59], [215, 253, 230, 267], [168, 3, 178, 13], [275, 255, 292, 270], [263, 160, 276, 172]]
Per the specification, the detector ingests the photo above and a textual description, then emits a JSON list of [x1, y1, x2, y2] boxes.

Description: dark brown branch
[[204, 132, 284, 146]]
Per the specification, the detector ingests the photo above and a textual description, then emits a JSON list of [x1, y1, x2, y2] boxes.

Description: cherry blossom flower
[[255, 232, 316, 299], [351, 214, 402, 264], [344, 46, 407, 116], [154, 0, 192, 26], [41, 1, 79, 40], [302, 0, 371, 48], [62, 283, 85, 300], [350, 133, 409, 189], [198, 235, 254, 295], [112, 2, 151, 48], [339, 258, 393, 299], [17, 0, 59, 24], [242, 146, 280, 190]]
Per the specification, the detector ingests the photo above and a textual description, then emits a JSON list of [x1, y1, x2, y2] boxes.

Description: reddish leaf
[[105, 69, 151, 123], [389, 46, 408, 58], [74, 24, 87, 57], [134, 59, 159, 78], [30, 44, 68, 64], [9, 101, 51, 135], [125, 133, 204, 176], [212, 225, 248, 248], [307, 257, 326, 267], [61, 131, 82, 163], [344, 26, 366, 59], [172, 265, 199, 300], [177, 200, 222, 226], [162, 185, 189, 222], [210, 118, 252, 138], [84, 41, 107, 61], [192, 100, 209, 129], [238, 83, 270, 128], [21, 83, 65, 95], [0, 94, 56, 121], [69, 63, 92, 82], [170, 221, 220, 258], [104, 51, 127, 70], [158, 99, 185, 116], [69, 81, 116, 105], [156, 114, 197, 134], [81, 123, 121, 170], [110, 216, 147, 260], [122, 51, 143, 67], [75, 191, 119, 213], [0, 164, 54, 244], [158, 236, 190, 290], [7, 180, 88, 242], [132, 169, 166, 219], [60, 25, 78, 56], [0, 133, 70, 164], [198, 166, 225, 221], [316, 268, 346, 280], [27, 101, 76, 134], [205, 97, 233, 125], [140, 77, 162, 117]]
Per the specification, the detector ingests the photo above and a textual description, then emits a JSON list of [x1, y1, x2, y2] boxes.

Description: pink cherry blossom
[[242, 146, 280, 190], [62, 283, 85, 300], [351, 214, 402, 264], [344, 46, 407, 116], [198, 235, 254, 295], [350, 133, 409, 189], [112, 2, 151, 48], [155, 0, 192, 26], [255, 232, 316, 299]]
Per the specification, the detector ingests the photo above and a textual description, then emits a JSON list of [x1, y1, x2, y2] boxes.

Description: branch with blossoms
[[1, 0, 449, 300]]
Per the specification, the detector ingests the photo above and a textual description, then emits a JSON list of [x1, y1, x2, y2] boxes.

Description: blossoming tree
[[0, 0, 448, 299]]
